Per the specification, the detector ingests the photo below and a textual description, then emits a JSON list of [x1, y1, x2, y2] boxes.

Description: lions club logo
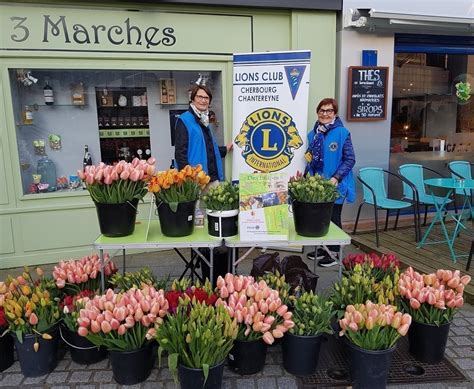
[[234, 108, 303, 172]]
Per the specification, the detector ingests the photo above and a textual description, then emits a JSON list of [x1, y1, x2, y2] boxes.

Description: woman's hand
[[226, 142, 234, 153], [329, 177, 339, 186]]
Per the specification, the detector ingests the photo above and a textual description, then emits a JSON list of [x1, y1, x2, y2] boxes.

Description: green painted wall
[[0, 1, 337, 268]]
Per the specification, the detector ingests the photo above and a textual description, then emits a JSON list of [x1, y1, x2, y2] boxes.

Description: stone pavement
[[0, 246, 473, 388]]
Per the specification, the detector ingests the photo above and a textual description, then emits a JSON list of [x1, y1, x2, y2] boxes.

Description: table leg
[[122, 249, 126, 275], [99, 249, 105, 292], [210, 248, 214, 287], [338, 246, 343, 279], [313, 245, 317, 274], [232, 248, 237, 274]]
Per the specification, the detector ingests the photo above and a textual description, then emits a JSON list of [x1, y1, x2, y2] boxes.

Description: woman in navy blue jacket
[[305, 98, 356, 266]]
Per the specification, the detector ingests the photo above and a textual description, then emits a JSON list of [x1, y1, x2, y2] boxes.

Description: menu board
[[347, 66, 388, 121]]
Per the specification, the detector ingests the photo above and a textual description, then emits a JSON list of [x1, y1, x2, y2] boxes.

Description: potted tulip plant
[[202, 181, 240, 238], [52, 252, 117, 293], [79, 157, 156, 237], [77, 286, 169, 385], [148, 164, 210, 237], [0, 305, 14, 372], [156, 297, 237, 389], [109, 267, 168, 292], [0, 267, 61, 377], [60, 290, 107, 364], [398, 267, 471, 363], [339, 302, 412, 388], [215, 273, 294, 375], [288, 171, 339, 236], [282, 292, 334, 376]]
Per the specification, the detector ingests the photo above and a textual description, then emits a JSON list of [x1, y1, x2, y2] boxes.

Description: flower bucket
[[94, 198, 139, 237], [0, 333, 14, 372], [109, 343, 154, 385], [347, 341, 395, 389], [178, 359, 226, 389], [13, 326, 60, 377], [227, 338, 267, 375], [282, 332, 323, 376], [156, 200, 196, 237], [59, 325, 107, 365], [206, 209, 238, 238], [408, 320, 451, 364], [292, 200, 334, 237]]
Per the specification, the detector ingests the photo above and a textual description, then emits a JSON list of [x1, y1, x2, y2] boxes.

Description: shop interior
[[9, 69, 223, 195]]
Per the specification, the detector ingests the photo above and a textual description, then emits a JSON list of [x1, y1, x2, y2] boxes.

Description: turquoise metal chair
[[448, 160, 473, 213], [399, 164, 455, 226], [352, 167, 419, 247]]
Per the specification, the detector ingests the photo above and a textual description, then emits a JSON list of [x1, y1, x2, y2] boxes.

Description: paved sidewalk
[[0, 246, 473, 388]]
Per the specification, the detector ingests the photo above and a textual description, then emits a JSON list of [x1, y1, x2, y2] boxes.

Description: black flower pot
[[206, 209, 239, 238], [408, 320, 451, 364], [282, 332, 323, 376], [0, 333, 14, 372], [227, 338, 267, 375], [94, 198, 139, 237], [109, 343, 154, 385], [60, 326, 107, 365], [178, 359, 226, 389], [156, 200, 196, 237], [13, 326, 60, 377], [292, 200, 334, 237], [347, 341, 395, 389]]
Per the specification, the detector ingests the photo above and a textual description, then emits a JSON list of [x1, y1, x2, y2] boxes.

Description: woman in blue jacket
[[305, 98, 356, 267]]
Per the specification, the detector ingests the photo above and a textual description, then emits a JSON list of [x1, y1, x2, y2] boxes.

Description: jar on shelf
[[36, 155, 57, 192]]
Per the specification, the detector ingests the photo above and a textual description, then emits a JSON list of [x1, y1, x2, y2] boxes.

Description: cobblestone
[[46, 372, 69, 384], [68, 371, 93, 383], [0, 373, 23, 386]]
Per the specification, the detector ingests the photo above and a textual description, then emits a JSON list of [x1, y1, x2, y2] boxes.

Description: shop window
[[8, 69, 223, 196], [391, 52, 473, 154]]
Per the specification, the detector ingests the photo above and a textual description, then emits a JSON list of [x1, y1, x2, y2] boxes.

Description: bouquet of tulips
[[60, 289, 95, 332], [331, 263, 399, 318], [78, 157, 156, 204], [77, 286, 169, 351], [148, 165, 210, 211], [156, 298, 238, 384], [398, 267, 471, 325], [0, 267, 60, 348], [215, 273, 294, 345], [342, 253, 400, 282], [165, 283, 218, 314], [52, 253, 117, 293], [288, 172, 338, 203], [109, 268, 168, 292], [258, 271, 296, 307], [339, 302, 412, 350], [202, 181, 240, 211], [290, 291, 334, 336]]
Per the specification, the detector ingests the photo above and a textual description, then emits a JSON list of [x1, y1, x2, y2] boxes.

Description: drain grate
[[298, 335, 466, 388]]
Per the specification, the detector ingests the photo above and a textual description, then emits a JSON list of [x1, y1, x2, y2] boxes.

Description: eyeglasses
[[195, 95, 210, 101], [318, 109, 335, 115]]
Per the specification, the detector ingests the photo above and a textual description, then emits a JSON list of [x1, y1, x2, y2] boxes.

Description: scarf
[[190, 103, 209, 127], [305, 118, 336, 175]]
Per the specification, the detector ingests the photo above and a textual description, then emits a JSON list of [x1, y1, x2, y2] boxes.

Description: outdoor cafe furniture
[[418, 178, 474, 263]]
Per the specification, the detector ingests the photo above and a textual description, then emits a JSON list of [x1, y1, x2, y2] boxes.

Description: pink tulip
[[91, 320, 101, 333], [77, 326, 88, 337], [220, 286, 229, 299], [398, 323, 410, 336], [101, 320, 112, 334], [110, 319, 120, 331], [447, 277, 460, 289], [272, 329, 284, 338], [29, 313, 38, 325], [460, 275, 471, 286], [262, 332, 274, 345], [117, 324, 127, 336]]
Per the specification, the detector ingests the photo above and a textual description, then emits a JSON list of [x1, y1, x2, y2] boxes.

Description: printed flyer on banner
[[239, 172, 288, 242], [232, 50, 311, 180]]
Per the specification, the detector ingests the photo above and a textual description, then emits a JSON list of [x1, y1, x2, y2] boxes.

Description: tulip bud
[[33, 341, 40, 352]]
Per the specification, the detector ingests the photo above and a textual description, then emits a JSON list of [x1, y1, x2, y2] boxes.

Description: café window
[[390, 52, 473, 153], [8, 68, 223, 196]]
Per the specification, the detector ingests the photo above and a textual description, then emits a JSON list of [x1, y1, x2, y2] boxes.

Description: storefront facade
[[338, 0, 473, 221], [0, 0, 341, 267]]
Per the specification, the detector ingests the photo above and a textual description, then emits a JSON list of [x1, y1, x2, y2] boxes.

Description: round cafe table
[[417, 178, 473, 262]]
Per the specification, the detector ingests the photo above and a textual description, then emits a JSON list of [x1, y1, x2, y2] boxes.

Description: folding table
[[93, 220, 223, 290], [225, 221, 352, 277]]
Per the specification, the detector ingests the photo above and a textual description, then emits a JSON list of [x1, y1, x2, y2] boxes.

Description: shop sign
[[347, 66, 388, 121], [0, 4, 252, 54]]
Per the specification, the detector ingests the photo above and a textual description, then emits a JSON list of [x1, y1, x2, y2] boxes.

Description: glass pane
[[8, 69, 223, 195]]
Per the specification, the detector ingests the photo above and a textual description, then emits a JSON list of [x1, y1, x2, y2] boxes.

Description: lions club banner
[[232, 51, 311, 180]]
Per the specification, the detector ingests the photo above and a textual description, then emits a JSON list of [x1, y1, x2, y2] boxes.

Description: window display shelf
[[99, 128, 150, 139], [156, 102, 189, 106]]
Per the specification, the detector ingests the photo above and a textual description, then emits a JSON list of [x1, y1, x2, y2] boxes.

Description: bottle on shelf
[[82, 145, 92, 189], [22, 105, 33, 125], [43, 79, 54, 105], [37, 155, 57, 192]]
